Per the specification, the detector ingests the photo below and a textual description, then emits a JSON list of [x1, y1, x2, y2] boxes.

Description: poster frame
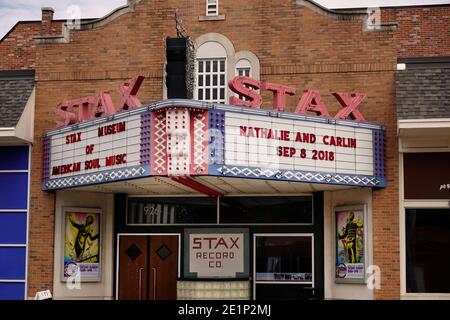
[[61, 207, 102, 283], [334, 204, 368, 284]]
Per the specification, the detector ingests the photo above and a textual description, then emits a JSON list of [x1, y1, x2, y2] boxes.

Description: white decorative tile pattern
[[44, 166, 146, 190], [217, 165, 381, 187]]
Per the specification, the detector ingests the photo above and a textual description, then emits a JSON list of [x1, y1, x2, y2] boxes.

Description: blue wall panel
[[0, 145, 28, 300], [0, 146, 28, 170], [0, 213, 27, 244], [0, 247, 26, 280], [0, 283, 25, 300], [0, 173, 28, 209]]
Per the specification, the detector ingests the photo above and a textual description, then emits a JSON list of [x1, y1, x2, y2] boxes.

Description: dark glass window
[[220, 196, 312, 224], [406, 208, 450, 293], [256, 236, 313, 282], [127, 197, 216, 224]]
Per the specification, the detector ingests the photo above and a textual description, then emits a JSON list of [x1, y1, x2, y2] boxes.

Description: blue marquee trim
[[42, 165, 150, 190], [208, 164, 386, 188]]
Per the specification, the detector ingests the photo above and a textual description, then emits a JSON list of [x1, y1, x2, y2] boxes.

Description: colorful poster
[[63, 209, 101, 282], [335, 207, 365, 283]]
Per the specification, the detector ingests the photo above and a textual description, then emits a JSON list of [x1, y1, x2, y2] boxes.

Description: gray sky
[[1, 0, 449, 39]]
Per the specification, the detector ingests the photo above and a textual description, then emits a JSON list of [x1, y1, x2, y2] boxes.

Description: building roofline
[[2, 0, 448, 44], [0, 70, 35, 79], [0, 19, 96, 43], [36, 0, 142, 43], [76, 0, 142, 31], [296, 0, 398, 30], [398, 56, 450, 69], [333, 3, 450, 11]]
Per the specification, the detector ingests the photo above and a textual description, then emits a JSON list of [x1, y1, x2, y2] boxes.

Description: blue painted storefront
[[0, 146, 29, 300]]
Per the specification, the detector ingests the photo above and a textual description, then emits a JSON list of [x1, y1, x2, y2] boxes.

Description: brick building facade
[[0, 0, 449, 300]]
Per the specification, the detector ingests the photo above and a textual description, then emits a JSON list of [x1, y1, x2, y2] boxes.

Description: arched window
[[195, 33, 260, 104], [195, 41, 227, 104]]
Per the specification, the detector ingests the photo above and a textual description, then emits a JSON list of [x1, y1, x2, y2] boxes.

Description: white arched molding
[[195, 33, 236, 58], [234, 51, 260, 81], [194, 33, 260, 103], [195, 33, 235, 103], [196, 41, 227, 59]]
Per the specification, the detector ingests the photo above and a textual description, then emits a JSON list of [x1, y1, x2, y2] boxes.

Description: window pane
[[127, 197, 216, 224], [0, 283, 25, 300], [0, 173, 28, 209], [256, 236, 312, 282], [0, 247, 26, 280], [406, 208, 450, 293], [196, 58, 226, 103], [220, 196, 313, 224], [0, 212, 27, 244], [198, 61, 203, 73], [0, 146, 28, 170]]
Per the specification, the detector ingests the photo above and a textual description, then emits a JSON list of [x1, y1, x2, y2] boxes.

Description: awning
[[0, 70, 35, 144], [42, 99, 386, 194]]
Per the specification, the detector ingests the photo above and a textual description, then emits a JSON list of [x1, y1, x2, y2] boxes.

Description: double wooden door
[[118, 235, 178, 300]]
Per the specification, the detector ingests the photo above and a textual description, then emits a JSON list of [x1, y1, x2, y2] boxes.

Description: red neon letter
[[332, 92, 366, 121], [55, 96, 95, 127], [92, 91, 116, 118], [228, 76, 262, 108], [55, 101, 77, 127], [118, 76, 144, 111], [75, 96, 95, 122], [295, 90, 331, 117], [261, 82, 296, 111]]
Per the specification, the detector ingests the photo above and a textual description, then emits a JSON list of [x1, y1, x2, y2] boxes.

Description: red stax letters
[[55, 101, 77, 127], [55, 96, 95, 127], [295, 90, 331, 117], [117, 76, 144, 111], [229, 76, 367, 121], [332, 92, 366, 121], [55, 76, 145, 127], [261, 82, 296, 111], [228, 76, 262, 108], [55, 75, 368, 128], [92, 91, 116, 118]]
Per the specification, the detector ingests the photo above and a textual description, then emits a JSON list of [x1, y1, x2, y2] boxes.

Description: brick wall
[[0, 22, 41, 70], [29, 0, 399, 299], [0, 19, 62, 71], [382, 5, 450, 58]]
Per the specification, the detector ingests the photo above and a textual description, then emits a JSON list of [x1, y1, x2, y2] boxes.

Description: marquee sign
[[43, 77, 385, 191], [217, 111, 380, 186], [42, 107, 152, 190]]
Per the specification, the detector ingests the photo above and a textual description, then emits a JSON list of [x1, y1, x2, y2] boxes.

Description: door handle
[[138, 267, 144, 300], [152, 267, 157, 300]]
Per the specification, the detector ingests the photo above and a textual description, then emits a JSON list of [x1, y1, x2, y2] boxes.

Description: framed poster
[[62, 207, 101, 282], [335, 205, 367, 284]]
